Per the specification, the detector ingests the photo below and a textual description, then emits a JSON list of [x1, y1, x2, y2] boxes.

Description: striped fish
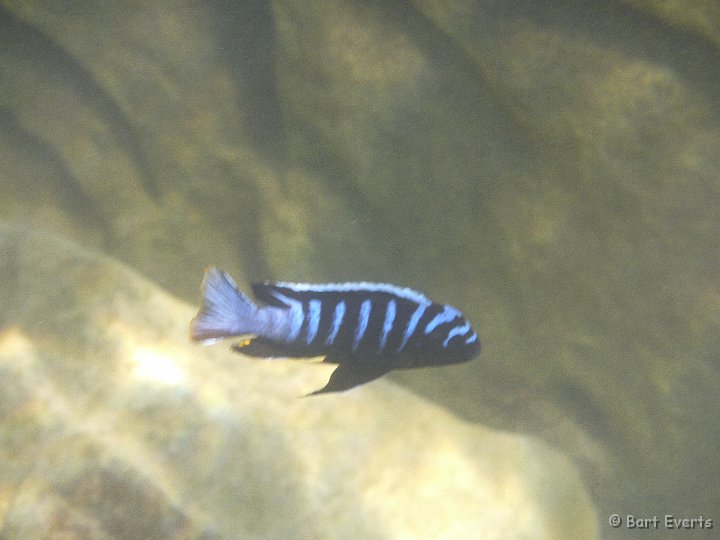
[[190, 268, 480, 395]]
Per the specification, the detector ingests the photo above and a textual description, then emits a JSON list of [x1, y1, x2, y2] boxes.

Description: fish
[[190, 267, 480, 395]]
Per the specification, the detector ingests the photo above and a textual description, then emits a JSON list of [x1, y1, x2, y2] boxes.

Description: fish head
[[403, 322, 480, 368], [438, 329, 481, 364]]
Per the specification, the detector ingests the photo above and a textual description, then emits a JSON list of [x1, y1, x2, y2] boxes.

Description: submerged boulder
[[0, 223, 598, 539]]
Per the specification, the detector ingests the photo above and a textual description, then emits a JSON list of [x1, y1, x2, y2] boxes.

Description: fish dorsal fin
[[252, 281, 435, 307], [251, 283, 298, 308]]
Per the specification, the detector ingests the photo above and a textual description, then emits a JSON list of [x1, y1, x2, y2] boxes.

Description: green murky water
[[1, 1, 718, 538]]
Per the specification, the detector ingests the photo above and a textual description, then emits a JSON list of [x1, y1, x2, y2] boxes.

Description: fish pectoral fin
[[305, 362, 390, 396], [232, 337, 319, 359]]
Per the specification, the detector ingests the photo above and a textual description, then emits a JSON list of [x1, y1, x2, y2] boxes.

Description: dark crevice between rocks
[[209, 0, 288, 171]]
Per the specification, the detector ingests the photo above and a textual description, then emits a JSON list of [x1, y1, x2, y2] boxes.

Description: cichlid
[[190, 268, 480, 395]]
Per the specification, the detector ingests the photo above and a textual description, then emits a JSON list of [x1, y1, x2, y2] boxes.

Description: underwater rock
[[0, 223, 598, 539], [386, 0, 720, 522], [269, 0, 519, 284], [620, 0, 720, 49], [0, 1, 272, 299]]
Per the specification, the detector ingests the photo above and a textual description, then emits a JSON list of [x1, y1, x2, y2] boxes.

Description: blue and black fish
[[190, 268, 480, 395]]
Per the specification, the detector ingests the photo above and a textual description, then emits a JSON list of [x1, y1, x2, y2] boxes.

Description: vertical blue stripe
[[352, 299, 372, 351], [398, 302, 428, 351], [306, 299, 321, 345], [271, 291, 304, 341], [424, 305, 459, 335], [325, 301, 346, 346], [379, 299, 396, 350]]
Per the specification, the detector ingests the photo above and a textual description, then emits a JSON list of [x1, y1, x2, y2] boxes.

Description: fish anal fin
[[305, 361, 390, 396]]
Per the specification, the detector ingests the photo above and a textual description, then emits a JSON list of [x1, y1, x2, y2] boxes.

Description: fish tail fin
[[190, 268, 258, 342]]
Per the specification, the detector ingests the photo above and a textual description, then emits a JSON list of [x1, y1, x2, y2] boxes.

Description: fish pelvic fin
[[232, 337, 321, 358], [305, 361, 390, 397], [190, 267, 258, 342]]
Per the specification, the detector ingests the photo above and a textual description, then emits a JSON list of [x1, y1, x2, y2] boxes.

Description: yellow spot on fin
[[234, 337, 254, 348]]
